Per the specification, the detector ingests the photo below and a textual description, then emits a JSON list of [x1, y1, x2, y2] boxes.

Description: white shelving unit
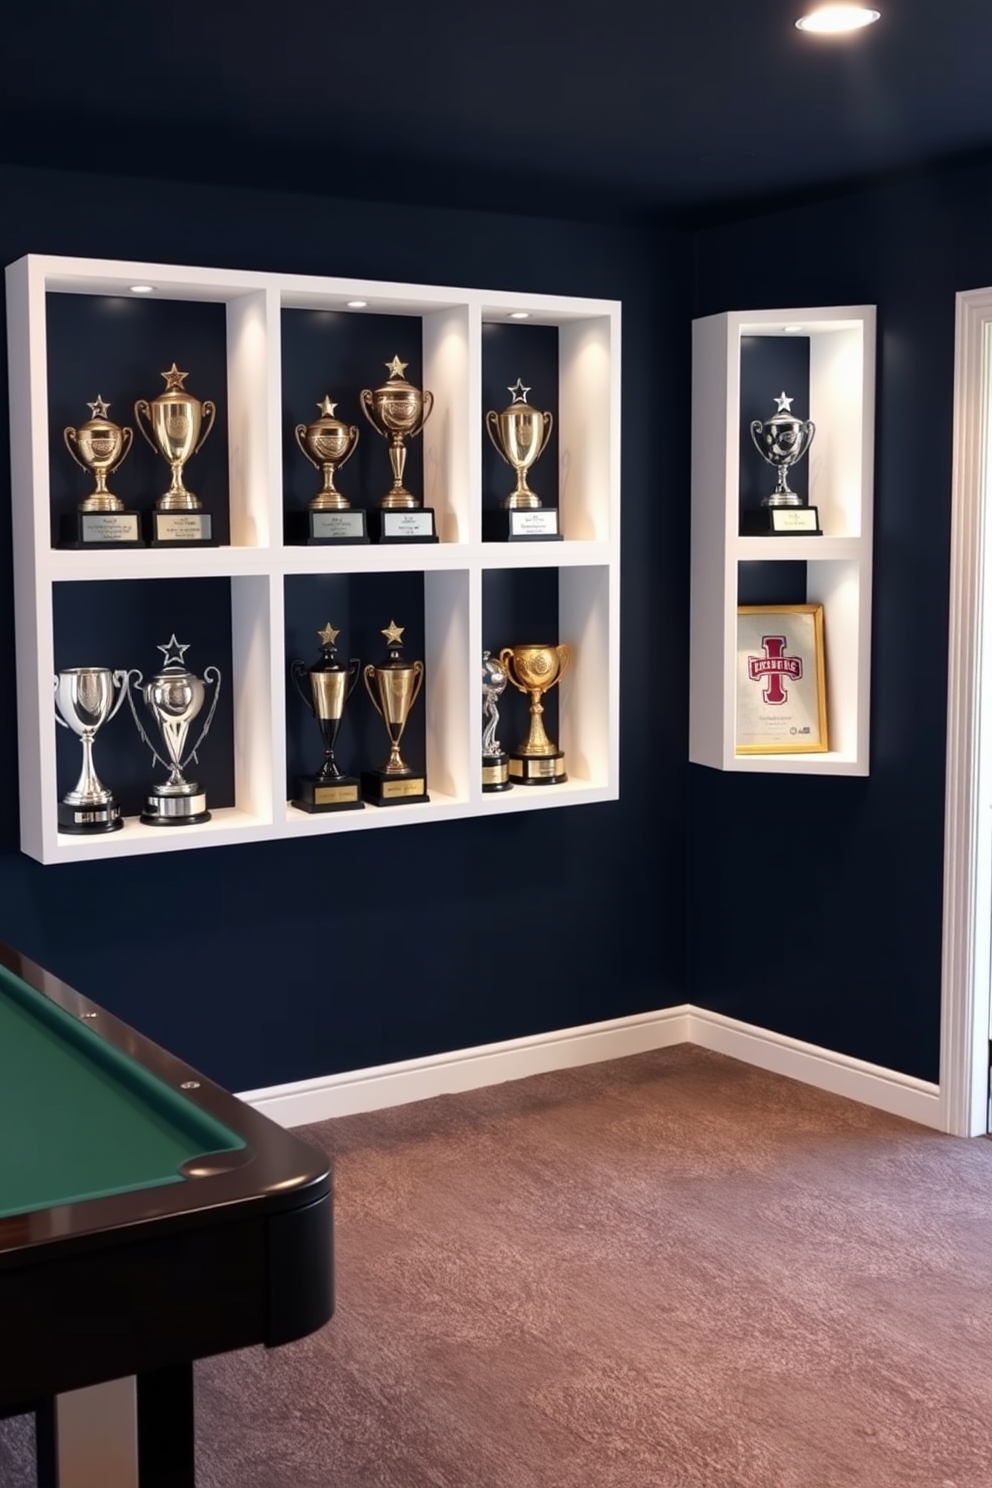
[[6, 255, 621, 863], [689, 305, 875, 776]]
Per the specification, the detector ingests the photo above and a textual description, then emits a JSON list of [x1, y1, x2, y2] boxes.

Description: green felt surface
[[0, 963, 244, 1220]]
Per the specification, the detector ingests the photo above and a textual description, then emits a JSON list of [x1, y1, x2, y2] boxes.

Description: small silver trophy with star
[[745, 392, 820, 535], [126, 636, 222, 825], [484, 379, 560, 541]]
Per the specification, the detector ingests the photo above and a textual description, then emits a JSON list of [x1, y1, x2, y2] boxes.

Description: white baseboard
[[239, 1004, 942, 1132]]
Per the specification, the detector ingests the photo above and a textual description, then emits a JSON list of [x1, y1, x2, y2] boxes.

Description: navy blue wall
[[0, 165, 690, 1092], [687, 157, 992, 1082]]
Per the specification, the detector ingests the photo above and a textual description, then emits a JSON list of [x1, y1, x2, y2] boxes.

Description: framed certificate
[[736, 603, 828, 753]]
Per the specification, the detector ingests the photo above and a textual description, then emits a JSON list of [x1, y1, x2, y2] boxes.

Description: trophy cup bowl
[[360, 358, 434, 510], [499, 642, 570, 785], [135, 365, 216, 512], [127, 638, 221, 825], [63, 404, 133, 513], [481, 649, 512, 792], [294, 403, 360, 512], [750, 406, 816, 508], [54, 667, 128, 832], [486, 402, 553, 510]]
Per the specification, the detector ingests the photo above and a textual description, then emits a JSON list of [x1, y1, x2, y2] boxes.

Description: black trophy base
[[292, 775, 365, 812], [742, 505, 822, 537], [59, 511, 145, 550], [482, 754, 513, 792], [140, 790, 211, 826], [368, 508, 439, 544], [361, 769, 430, 806], [148, 510, 217, 548], [508, 751, 568, 786], [483, 508, 563, 542], [57, 800, 123, 833]]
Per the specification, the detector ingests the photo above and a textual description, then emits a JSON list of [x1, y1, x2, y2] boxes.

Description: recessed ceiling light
[[509, 311, 530, 320], [346, 299, 368, 308], [783, 325, 805, 333], [796, 5, 880, 33], [130, 284, 154, 294]]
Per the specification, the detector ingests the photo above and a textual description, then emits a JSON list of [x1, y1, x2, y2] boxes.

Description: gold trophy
[[361, 621, 429, 805], [293, 397, 367, 545], [135, 363, 216, 545], [360, 356, 437, 542], [484, 379, 560, 541], [61, 397, 143, 548], [499, 643, 571, 784]]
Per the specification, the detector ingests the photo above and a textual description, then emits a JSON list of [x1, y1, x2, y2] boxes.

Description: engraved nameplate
[[510, 757, 564, 779], [769, 508, 820, 533], [154, 512, 212, 543], [482, 763, 508, 785], [80, 513, 141, 544], [311, 511, 366, 541], [381, 777, 427, 799], [314, 784, 360, 805], [508, 508, 560, 538], [381, 511, 435, 540]]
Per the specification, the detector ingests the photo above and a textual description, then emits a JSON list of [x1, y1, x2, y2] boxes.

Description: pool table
[[0, 940, 333, 1487]]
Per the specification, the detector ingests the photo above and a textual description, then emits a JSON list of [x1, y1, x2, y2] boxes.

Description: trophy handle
[[124, 668, 168, 770], [110, 426, 134, 475], [195, 400, 216, 456], [359, 389, 382, 436], [338, 426, 360, 469], [749, 420, 766, 460], [800, 419, 816, 458], [486, 410, 510, 466], [62, 427, 89, 474], [182, 666, 222, 769], [53, 676, 67, 728], [412, 390, 434, 438], [294, 424, 319, 470], [363, 664, 383, 718], [555, 644, 571, 684], [290, 660, 314, 716], [107, 669, 130, 722], [539, 411, 554, 459], [410, 659, 425, 710], [347, 658, 361, 697], [134, 400, 158, 453], [498, 648, 524, 694]]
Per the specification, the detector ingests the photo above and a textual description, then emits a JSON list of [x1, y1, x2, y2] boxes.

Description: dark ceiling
[[3, 0, 991, 223]]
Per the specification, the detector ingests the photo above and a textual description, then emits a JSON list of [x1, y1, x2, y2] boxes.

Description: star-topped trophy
[[361, 621, 429, 805], [126, 635, 222, 825], [61, 396, 144, 548], [744, 391, 821, 536], [290, 624, 364, 812], [293, 397, 368, 545], [484, 379, 560, 541], [135, 364, 217, 546], [360, 356, 437, 543]]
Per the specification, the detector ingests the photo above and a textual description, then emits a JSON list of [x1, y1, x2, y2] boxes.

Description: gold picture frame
[[736, 603, 828, 754]]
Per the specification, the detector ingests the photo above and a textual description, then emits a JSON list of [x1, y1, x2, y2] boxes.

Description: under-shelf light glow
[[346, 299, 368, 308], [509, 311, 530, 320], [784, 325, 805, 333], [796, 5, 880, 32], [130, 284, 154, 294]]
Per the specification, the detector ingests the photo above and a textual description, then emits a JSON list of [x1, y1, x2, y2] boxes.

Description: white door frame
[[941, 287, 992, 1136]]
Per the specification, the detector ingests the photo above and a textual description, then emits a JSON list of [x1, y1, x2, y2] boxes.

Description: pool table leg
[[137, 1365, 195, 1488]]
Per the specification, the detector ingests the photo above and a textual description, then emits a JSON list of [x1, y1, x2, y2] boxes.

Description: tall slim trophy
[[293, 398, 368, 545], [61, 397, 144, 549], [499, 643, 571, 785], [135, 364, 217, 546], [54, 667, 128, 832], [126, 636, 222, 825], [290, 624, 363, 812], [361, 621, 429, 805], [481, 651, 512, 792], [360, 357, 437, 543], [484, 379, 560, 541], [744, 392, 820, 535]]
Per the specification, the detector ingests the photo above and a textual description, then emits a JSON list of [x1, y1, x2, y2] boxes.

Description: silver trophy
[[481, 650, 512, 792], [750, 392, 816, 507], [54, 667, 128, 833], [126, 636, 221, 826]]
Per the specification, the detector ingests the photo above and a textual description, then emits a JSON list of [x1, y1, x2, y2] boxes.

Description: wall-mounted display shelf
[[6, 254, 620, 864], [689, 304, 875, 776]]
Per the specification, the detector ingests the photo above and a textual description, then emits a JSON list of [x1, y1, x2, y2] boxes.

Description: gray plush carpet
[[4, 1045, 992, 1486]]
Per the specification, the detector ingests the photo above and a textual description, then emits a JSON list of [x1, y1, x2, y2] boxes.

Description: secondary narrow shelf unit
[[689, 304, 875, 775], [6, 254, 621, 863]]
